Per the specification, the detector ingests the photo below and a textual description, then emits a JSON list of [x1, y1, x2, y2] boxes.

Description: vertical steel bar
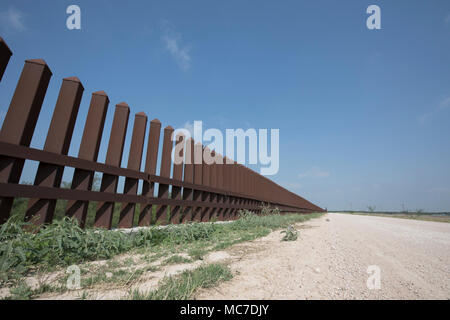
[[243, 166, 249, 209], [0, 59, 52, 223], [215, 154, 224, 221], [181, 138, 194, 223], [228, 162, 235, 219], [222, 157, 231, 220], [118, 111, 147, 228], [169, 133, 184, 224], [94, 103, 130, 229], [227, 161, 234, 220], [191, 143, 203, 221], [154, 126, 174, 224], [65, 91, 109, 227], [209, 150, 219, 220], [25, 77, 84, 225], [234, 161, 240, 219], [200, 147, 211, 222], [0, 37, 12, 82], [138, 118, 161, 226]]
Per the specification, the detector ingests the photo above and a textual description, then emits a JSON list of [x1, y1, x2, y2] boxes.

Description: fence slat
[[191, 143, 203, 221], [0, 37, 12, 82], [0, 59, 52, 223], [230, 161, 238, 219], [181, 138, 194, 223], [138, 118, 161, 226], [200, 147, 212, 222], [208, 150, 218, 220], [118, 112, 147, 228], [232, 162, 239, 219], [169, 133, 184, 224], [65, 91, 109, 227], [222, 157, 230, 220], [94, 103, 130, 229], [216, 154, 224, 221], [154, 126, 174, 224], [25, 77, 84, 225]]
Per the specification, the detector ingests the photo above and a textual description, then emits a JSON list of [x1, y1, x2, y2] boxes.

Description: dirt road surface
[[197, 213, 450, 300]]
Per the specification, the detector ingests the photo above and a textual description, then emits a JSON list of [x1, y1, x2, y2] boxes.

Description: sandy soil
[[196, 213, 450, 300]]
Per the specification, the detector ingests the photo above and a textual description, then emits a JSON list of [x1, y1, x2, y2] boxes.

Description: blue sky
[[1, 1, 449, 212]]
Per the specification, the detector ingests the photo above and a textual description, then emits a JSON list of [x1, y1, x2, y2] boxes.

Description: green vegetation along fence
[[0, 37, 324, 229]]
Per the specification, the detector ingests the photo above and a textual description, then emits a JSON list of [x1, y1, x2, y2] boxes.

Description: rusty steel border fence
[[0, 37, 325, 229]]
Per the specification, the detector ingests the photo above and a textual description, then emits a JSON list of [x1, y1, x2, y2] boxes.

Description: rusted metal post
[[238, 164, 244, 214], [65, 91, 109, 227], [234, 163, 241, 219], [181, 138, 194, 223], [191, 142, 203, 221], [118, 111, 147, 228], [222, 157, 231, 220], [236, 162, 243, 218], [208, 150, 218, 220], [241, 165, 247, 209], [200, 147, 212, 222], [94, 103, 130, 229], [0, 37, 12, 82], [215, 154, 224, 221], [154, 126, 174, 224], [244, 167, 251, 214], [138, 119, 161, 226], [0, 59, 52, 223], [226, 159, 234, 219], [227, 161, 234, 220], [25, 77, 84, 225], [243, 166, 250, 209], [169, 133, 185, 224], [231, 161, 239, 220]]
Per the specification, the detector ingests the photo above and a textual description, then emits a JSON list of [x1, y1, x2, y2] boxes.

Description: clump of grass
[[188, 248, 207, 260], [280, 225, 298, 241], [163, 255, 192, 265], [81, 268, 144, 288], [162, 222, 217, 244], [131, 263, 232, 300], [260, 203, 280, 216], [0, 217, 157, 284], [232, 209, 316, 230], [6, 281, 34, 300], [2, 280, 57, 300]]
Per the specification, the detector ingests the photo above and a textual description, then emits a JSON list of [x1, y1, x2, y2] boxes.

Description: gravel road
[[196, 213, 450, 300]]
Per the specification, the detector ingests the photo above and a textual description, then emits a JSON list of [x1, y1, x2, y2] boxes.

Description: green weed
[[281, 225, 298, 241], [131, 263, 232, 300]]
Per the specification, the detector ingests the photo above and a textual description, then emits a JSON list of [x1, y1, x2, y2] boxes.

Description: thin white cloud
[[438, 97, 450, 110], [0, 7, 26, 32], [161, 22, 191, 71], [419, 96, 450, 125], [282, 182, 302, 189], [298, 166, 330, 179]]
